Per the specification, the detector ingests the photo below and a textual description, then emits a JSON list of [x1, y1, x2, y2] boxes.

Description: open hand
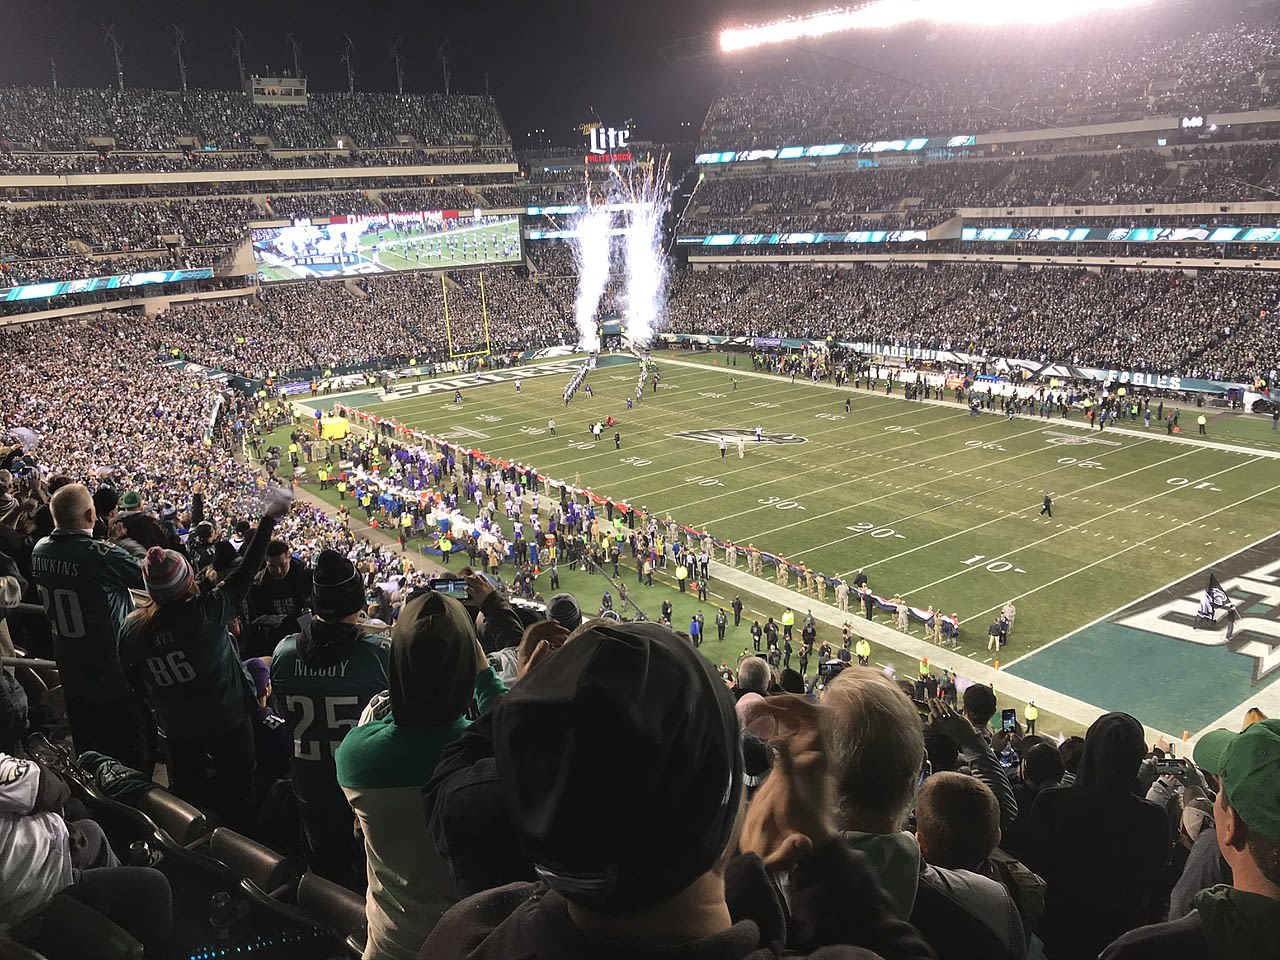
[[739, 695, 835, 872], [929, 698, 981, 749]]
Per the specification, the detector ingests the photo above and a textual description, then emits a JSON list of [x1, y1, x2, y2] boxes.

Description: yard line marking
[[621, 401, 967, 503], [835, 444, 1199, 576], [965, 478, 1280, 631], [695, 419, 1056, 526], [787, 437, 1159, 563], [664, 412, 1009, 518], [657, 355, 1280, 461], [901, 456, 1261, 597], [389, 363, 857, 459]]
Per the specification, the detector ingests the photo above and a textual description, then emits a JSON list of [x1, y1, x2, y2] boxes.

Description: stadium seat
[[10, 661, 66, 737], [297, 872, 367, 956], [132, 786, 210, 849], [209, 827, 296, 900], [8, 892, 142, 960], [0, 938, 48, 960]]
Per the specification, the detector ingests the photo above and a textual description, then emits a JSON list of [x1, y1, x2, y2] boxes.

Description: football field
[[257, 218, 521, 281], [357, 218, 522, 272], [345, 352, 1280, 738]]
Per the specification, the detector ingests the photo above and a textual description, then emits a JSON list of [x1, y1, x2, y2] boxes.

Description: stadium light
[[720, 0, 1158, 52]]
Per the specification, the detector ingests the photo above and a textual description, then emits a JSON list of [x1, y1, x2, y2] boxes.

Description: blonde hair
[[822, 667, 925, 830]]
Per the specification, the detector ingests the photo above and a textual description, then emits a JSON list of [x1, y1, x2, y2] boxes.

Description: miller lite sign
[[588, 126, 631, 155]]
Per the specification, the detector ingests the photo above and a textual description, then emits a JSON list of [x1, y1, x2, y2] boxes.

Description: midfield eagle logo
[[671, 429, 808, 445]]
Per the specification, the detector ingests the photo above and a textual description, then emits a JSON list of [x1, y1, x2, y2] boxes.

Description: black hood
[[390, 590, 477, 728], [1076, 711, 1147, 797]]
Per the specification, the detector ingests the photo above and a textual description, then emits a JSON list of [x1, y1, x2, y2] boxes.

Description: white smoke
[[623, 202, 667, 347], [570, 206, 612, 353]]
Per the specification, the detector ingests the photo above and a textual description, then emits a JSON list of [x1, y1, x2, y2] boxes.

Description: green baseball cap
[[1193, 718, 1280, 843]]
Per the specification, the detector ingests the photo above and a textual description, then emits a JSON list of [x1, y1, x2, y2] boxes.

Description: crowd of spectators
[[0, 246, 229, 288], [378, 187, 486, 212], [0, 196, 255, 259], [471, 184, 533, 208], [266, 190, 382, 219], [0, 88, 510, 150], [4, 13, 1280, 955], [685, 143, 1279, 229], [0, 145, 517, 176], [702, 8, 1280, 147], [666, 263, 1280, 380], [152, 269, 574, 378], [2, 350, 1275, 959], [0, 243, 1277, 960]]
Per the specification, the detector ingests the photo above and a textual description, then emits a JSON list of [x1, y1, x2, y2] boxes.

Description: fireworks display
[[568, 203, 613, 353], [560, 147, 669, 402], [619, 154, 670, 349]]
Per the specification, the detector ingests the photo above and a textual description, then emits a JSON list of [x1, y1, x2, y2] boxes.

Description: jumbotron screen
[[252, 210, 523, 282]]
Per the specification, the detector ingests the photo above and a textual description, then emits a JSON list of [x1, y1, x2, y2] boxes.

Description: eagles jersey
[[32, 531, 142, 703], [270, 621, 390, 804]]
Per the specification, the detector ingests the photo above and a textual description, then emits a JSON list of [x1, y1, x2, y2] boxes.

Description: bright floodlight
[[720, 0, 1157, 51]]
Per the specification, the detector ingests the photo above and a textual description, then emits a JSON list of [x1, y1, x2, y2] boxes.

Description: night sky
[[0, 0, 794, 144]]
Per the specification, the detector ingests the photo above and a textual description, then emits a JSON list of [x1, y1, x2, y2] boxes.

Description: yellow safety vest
[[781, 610, 795, 627], [676, 565, 688, 581], [856, 640, 870, 658], [919, 660, 930, 677], [1025, 704, 1039, 722]]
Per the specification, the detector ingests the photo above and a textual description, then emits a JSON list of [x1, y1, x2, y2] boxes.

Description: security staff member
[[1025, 701, 1038, 735], [781, 607, 795, 641], [855, 637, 871, 667]]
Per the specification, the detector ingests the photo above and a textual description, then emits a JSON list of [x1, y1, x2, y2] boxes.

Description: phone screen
[[430, 580, 469, 599], [1001, 709, 1017, 732]]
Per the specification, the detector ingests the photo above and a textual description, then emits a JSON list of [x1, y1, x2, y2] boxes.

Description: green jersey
[[32, 531, 142, 703], [118, 515, 277, 738], [271, 621, 390, 804]]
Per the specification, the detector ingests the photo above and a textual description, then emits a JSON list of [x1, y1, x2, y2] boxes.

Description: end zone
[[1005, 530, 1280, 741]]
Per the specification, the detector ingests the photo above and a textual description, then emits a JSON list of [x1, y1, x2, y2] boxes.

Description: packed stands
[[0, 300, 1273, 960], [701, 7, 1280, 147], [4, 6, 1280, 953], [685, 145, 1280, 225], [0, 88, 509, 150], [665, 263, 1280, 381], [0, 145, 516, 175], [152, 270, 574, 378], [0, 197, 255, 260]]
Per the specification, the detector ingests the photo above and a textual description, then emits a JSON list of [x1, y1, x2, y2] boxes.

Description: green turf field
[[358, 218, 521, 272], [302, 351, 1280, 736]]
